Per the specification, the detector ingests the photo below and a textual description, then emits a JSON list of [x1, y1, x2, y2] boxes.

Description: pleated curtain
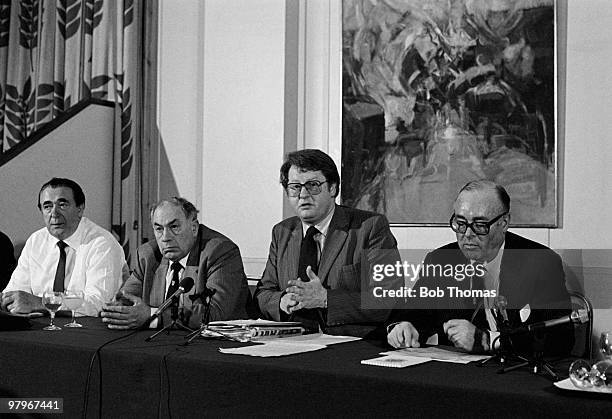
[[0, 0, 145, 264]]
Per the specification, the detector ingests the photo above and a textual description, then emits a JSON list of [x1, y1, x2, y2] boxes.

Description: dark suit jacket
[[0, 231, 16, 291], [121, 225, 250, 328], [254, 205, 401, 337], [389, 232, 573, 356]]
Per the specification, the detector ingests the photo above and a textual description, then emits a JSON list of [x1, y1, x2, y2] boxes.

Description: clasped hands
[[387, 319, 490, 353], [280, 266, 327, 315], [100, 292, 151, 330]]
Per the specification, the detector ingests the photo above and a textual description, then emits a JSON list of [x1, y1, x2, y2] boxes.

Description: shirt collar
[[57, 217, 86, 250], [476, 240, 505, 279], [302, 205, 335, 238]]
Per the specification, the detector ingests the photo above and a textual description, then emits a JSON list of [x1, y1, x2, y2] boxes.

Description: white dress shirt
[[4, 217, 127, 316]]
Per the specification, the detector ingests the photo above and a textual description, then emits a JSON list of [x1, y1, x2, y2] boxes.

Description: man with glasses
[[387, 180, 573, 355], [254, 149, 401, 337]]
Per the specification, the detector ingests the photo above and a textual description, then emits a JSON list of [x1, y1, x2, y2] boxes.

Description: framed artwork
[[341, 0, 560, 226]]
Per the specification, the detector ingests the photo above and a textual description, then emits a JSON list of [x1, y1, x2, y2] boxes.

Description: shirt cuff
[[386, 322, 400, 335], [488, 330, 501, 351], [149, 307, 158, 329]]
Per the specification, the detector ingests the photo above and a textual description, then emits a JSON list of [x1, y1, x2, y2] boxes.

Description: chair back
[[569, 291, 593, 359]]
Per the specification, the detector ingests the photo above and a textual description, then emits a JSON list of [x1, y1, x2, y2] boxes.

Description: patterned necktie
[[53, 241, 68, 292], [298, 226, 320, 282], [166, 262, 183, 300]]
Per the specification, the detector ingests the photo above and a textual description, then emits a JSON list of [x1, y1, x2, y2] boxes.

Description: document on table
[[361, 355, 431, 368], [272, 333, 361, 346], [219, 341, 326, 357], [379, 346, 490, 364]]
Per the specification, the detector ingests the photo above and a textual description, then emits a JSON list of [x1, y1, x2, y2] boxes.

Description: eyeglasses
[[286, 180, 328, 197], [450, 212, 508, 236]]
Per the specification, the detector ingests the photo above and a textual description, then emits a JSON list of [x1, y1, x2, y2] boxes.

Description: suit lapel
[[151, 258, 169, 306], [286, 222, 302, 285], [499, 234, 530, 324], [318, 206, 349, 286]]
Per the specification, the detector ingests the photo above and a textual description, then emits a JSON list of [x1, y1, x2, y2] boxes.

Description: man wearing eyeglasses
[[254, 149, 401, 337], [387, 180, 573, 356]]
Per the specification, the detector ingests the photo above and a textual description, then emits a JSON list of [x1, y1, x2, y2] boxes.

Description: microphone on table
[[141, 277, 194, 329], [493, 295, 510, 328], [509, 309, 588, 335]]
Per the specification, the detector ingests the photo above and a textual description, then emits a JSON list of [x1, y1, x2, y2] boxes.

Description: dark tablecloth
[[0, 317, 608, 418]]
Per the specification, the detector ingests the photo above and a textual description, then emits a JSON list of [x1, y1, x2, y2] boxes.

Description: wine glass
[[600, 331, 612, 359], [63, 290, 84, 328], [42, 291, 63, 331]]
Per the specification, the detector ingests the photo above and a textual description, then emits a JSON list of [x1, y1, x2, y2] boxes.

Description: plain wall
[[0, 104, 115, 253]]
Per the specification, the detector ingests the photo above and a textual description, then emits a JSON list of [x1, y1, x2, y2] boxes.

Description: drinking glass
[[600, 331, 612, 359], [590, 360, 612, 388], [63, 290, 84, 328], [569, 359, 592, 388], [42, 291, 63, 331]]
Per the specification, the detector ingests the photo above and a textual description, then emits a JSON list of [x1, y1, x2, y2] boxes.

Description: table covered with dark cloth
[[0, 317, 608, 418]]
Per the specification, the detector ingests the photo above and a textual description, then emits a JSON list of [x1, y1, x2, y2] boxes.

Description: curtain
[[0, 0, 146, 264]]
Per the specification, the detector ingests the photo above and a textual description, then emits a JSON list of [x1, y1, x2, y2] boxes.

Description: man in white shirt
[[1, 178, 126, 317]]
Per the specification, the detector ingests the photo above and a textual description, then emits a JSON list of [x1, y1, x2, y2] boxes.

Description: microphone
[[142, 277, 194, 329], [494, 295, 509, 327], [510, 309, 588, 335]]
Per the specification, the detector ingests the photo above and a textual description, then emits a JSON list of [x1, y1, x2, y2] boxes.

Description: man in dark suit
[[101, 197, 250, 329], [254, 149, 401, 337], [387, 180, 573, 356], [0, 230, 17, 290]]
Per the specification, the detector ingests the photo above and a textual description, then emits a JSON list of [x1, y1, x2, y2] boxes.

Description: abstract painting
[[341, 0, 559, 226]]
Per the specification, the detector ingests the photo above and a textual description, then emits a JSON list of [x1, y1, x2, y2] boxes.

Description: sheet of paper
[[361, 355, 431, 368], [219, 341, 326, 357], [380, 346, 490, 364], [270, 333, 361, 346]]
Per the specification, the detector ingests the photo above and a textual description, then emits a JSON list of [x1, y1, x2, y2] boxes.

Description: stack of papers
[[377, 347, 490, 364], [361, 355, 431, 368]]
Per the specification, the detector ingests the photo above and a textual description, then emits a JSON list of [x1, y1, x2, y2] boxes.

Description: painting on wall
[[341, 0, 559, 226]]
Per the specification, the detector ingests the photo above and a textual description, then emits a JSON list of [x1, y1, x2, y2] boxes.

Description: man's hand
[[443, 319, 489, 352], [1, 291, 45, 314], [387, 322, 420, 348], [286, 266, 327, 311], [100, 294, 151, 330], [280, 292, 299, 314]]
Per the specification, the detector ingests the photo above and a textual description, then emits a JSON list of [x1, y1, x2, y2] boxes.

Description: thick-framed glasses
[[450, 212, 508, 236], [286, 180, 328, 197]]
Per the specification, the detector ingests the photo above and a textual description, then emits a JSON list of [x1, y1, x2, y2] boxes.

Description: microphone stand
[[479, 316, 530, 371], [146, 296, 195, 342], [183, 288, 217, 346], [498, 331, 559, 380]]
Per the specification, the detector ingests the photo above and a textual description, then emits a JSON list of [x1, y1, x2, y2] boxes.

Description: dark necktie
[[470, 267, 489, 331], [298, 226, 320, 282], [166, 262, 183, 300], [53, 241, 68, 292]]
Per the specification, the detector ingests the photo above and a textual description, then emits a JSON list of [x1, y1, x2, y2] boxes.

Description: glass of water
[[600, 331, 612, 360], [63, 290, 85, 328], [42, 291, 63, 331]]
